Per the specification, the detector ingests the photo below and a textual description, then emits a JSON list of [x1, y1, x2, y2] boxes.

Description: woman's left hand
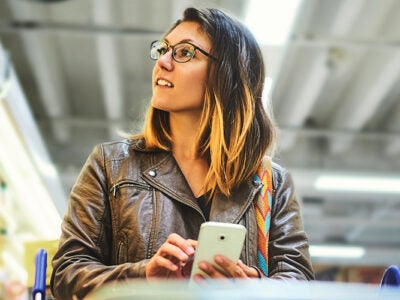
[[193, 255, 259, 280]]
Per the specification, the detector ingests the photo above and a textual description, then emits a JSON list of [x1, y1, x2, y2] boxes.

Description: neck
[[170, 112, 201, 160]]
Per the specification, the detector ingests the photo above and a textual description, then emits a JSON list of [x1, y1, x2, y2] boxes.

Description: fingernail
[[199, 262, 208, 271], [187, 246, 195, 255], [215, 255, 224, 264]]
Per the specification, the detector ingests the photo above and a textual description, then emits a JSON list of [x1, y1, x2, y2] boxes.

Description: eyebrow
[[164, 38, 205, 49], [164, 37, 193, 43]]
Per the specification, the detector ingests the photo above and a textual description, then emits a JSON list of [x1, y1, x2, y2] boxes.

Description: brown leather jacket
[[50, 139, 314, 299]]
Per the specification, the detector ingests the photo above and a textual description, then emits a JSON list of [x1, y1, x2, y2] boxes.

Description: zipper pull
[[111, 184, 118, 198]]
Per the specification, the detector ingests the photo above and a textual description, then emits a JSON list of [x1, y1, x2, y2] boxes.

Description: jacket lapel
[[141, 153, 200, 208], [140, 149, 261, 223], [210, 179, 261, 223]]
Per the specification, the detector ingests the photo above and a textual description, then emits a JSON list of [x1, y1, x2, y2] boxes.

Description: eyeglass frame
[[150, 40, 218, 63]]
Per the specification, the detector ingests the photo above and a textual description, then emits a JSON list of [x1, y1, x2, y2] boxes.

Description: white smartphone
[[190, 221, 247, 279]]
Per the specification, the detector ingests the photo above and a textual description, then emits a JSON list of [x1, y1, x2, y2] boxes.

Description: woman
[[51, 7, 314, 299]]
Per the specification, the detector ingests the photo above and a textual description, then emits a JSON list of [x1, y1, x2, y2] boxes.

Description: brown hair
[[139, 7, 275, 196]]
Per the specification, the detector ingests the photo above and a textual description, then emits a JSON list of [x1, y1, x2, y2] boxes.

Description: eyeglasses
[[150, 40, 218, 63]]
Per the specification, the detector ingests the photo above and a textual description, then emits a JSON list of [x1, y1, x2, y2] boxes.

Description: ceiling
[[0, 0, 399, 267]]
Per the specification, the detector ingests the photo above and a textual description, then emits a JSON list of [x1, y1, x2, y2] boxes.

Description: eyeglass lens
[[150, 41, 195, 63]]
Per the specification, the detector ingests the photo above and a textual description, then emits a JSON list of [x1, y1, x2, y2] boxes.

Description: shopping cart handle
[[32, 248, 47, 300]]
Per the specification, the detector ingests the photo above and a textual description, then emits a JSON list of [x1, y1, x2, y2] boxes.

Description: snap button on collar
[[149, 170, 157, 177]]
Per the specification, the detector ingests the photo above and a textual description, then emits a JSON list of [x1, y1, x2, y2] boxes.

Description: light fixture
[[310, 245, 366, 259], [0, 100, 62, 239], [262, 76, 273, 108], [244, 0, 302, 45], [0, 42, 63, 239], [315, 175, 400, 193]]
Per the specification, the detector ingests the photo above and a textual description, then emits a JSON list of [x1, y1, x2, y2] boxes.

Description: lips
[[156, 78, 174, 87]]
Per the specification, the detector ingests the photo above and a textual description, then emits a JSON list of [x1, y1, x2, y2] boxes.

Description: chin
[[151, 101, 170, 112]]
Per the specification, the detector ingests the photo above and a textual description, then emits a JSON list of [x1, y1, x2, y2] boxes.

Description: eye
[[151, 41, 169, 59], [174, 44, 195, 59], [157, 45, 168, 55]]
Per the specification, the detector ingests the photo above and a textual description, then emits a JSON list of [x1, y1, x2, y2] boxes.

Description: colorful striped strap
[[253, 156, 273, 276]]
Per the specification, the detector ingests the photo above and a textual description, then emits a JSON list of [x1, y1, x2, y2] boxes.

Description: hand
[[146, 233, 196, 279], [193, 256, 259, 280]]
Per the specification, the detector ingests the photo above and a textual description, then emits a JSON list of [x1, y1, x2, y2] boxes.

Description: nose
[[156, 49, 174, 71]]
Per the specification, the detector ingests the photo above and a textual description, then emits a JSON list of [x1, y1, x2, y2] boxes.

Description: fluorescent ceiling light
[[262, 76, 273, 108], [244, 0, 302, 45], [315, 175, 400, 193], [1, 44, 62, 239], [263, 76, 273, 97], [310, 245, 365, 259], [0, 101, 61, 239]]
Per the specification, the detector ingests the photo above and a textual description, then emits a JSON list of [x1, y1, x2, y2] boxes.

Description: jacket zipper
[[110, 180, 151, 198], [116, 240, 124, 264], [245, 213, 250, 265], [146, 189, 158, 259], [110, 180, 151, 262]]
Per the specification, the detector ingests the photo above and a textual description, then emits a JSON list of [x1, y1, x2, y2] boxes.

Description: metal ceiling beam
[[346, 202, 398, 243], [0, 20, 164, 36], [327, 0, 398, 154], [385, 104, 400, 155], [275, 0, 365, 151], [304, 215, 400, 229], [35, 117, 400, 140], [93, 0, 124, 140], [329, 52, 400, 153], [277, 53, 330, 151], [7, 0, 71, 144], [290, 35, 400, 50]]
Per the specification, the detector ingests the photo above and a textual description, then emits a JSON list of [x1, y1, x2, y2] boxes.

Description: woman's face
[[151, 21, 212, 116]]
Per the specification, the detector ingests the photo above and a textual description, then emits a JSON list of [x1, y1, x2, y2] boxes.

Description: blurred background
[[1, 0, 400, 291]]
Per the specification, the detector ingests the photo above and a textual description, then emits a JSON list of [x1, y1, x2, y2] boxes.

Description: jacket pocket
[[109, 179, 156, 263], [110, 180, 151, 198]]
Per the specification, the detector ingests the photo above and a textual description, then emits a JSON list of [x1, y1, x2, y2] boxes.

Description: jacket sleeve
[[267, 165, 315, 280], [50, 144, 148, 300]]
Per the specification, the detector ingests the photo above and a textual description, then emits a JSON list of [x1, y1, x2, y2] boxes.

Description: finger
[[186, 239, 198, 249], [193, 273, 206, 281], [237, 260, 259, 278], [158, 242, 191, 263], [166, 233, 195, 256], [180, 255, 194, 277], [153, 254, 179, 272], [198, 261, 228, 279], [214, 255, 247, 278]]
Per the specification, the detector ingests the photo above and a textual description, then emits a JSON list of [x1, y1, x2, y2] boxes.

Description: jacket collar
[[140, 149, 262, 223]]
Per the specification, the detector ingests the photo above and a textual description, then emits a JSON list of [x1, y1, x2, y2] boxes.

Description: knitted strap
[[253, 157, 272, 276]]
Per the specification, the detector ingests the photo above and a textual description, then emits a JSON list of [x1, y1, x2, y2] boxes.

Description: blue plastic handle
[[32, 248, 47, 300]]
